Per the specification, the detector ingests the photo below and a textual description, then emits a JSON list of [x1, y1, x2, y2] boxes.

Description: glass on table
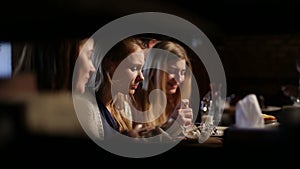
[[181, 120, 217, 143]]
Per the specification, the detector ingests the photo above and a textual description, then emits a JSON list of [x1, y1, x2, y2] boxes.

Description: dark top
[[96, 97, 120, 134]]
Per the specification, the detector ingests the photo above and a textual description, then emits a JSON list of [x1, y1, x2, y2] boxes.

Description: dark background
[[2, 0, 300, 106], [2, 0, 300, 38], [2, 0, 300, 166]]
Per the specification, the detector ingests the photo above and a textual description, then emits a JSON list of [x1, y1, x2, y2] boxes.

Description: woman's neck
[[167, 93, 177, 104]]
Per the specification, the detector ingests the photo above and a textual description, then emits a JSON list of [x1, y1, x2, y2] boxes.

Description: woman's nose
[[174, 73, 184, 84], [136, 71, 144, 82], [90, 62, 96, 72]]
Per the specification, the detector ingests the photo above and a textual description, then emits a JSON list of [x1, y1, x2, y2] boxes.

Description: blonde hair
[[138, 40, 192, 127]]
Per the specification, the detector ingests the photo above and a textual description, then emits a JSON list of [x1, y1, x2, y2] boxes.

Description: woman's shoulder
[[73, 92, 105, 140], [73, 92, 98, 109], [73, 91, 96, 100]]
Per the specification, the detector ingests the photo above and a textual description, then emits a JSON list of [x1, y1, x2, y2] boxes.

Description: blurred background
[[2, 0, 300, 105], [1, 0, 300, 165]]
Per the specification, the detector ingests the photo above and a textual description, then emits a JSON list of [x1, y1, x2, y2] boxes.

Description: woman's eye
[[167, 69, 175, 74], [130, 67, 138, 71], [181, 70, 186, 76], [167, 68, 185, 75], [87, 51, 94, 60]]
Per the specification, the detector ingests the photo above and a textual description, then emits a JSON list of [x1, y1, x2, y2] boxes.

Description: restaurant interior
[[1, 0, 300, 167]]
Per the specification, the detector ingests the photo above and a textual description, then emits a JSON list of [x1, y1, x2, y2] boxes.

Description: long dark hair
[[13, 38, 81, 91]]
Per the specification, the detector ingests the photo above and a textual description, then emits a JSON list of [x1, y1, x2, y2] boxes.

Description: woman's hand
[[125, 124, 144, 138], [177, 99, 193, 126], [125, 124, 160, 138]]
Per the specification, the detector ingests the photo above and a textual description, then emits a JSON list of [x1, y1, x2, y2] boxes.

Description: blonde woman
[[134, 40, 193, 137]]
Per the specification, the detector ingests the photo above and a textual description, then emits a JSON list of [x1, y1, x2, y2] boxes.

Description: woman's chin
[[129, 89, 136, 95], [166, 89, 177, 95]]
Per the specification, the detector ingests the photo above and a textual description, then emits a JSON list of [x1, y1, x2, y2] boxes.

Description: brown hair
[[96, 37, 145, 133]]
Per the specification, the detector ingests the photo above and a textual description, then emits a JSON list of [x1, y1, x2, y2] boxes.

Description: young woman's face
[[76, 38, 96, 93], [111, 47, 145, 95], [163, 59, 186, 95]]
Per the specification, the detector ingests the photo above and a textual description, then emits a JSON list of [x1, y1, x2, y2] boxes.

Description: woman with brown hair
[[95, 37, 146, 137]]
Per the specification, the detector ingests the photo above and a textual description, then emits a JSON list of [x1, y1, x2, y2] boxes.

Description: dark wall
[[3, 0, 300, 106], [216, 34, 300, 106]]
